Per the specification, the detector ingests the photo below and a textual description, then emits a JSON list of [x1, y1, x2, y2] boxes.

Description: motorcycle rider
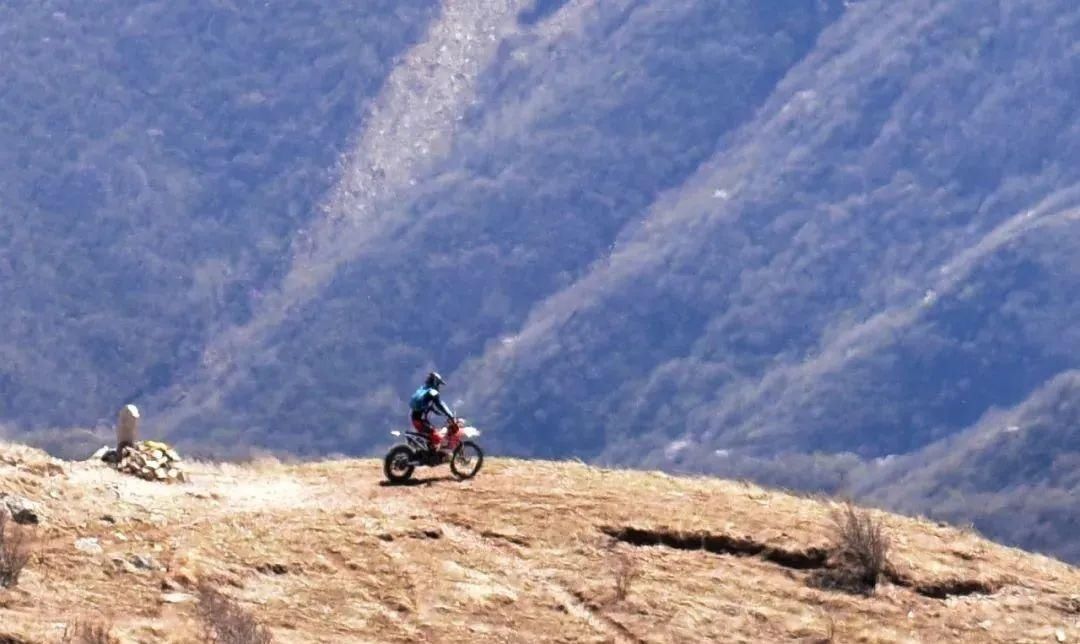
[[409, 371, 457, 452]]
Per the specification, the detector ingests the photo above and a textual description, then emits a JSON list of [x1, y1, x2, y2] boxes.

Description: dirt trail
[[375, 489, 645, 643]]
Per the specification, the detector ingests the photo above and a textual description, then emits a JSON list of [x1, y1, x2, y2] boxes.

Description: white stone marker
[[117, 404, 140, 452]]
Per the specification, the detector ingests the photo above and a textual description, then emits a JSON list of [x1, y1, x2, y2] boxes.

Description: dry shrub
[[614, 553, 638, 601], [61, 620, 118, 644], [812, 501, 890, 595], [604, 541, 640, 604], [0, 512, 31, 588], [819, 615, 837, 643], [198, 584, 274, 644]]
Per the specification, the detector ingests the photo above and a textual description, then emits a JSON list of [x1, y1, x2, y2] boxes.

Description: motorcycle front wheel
[[450, 441, 484, 480], [384, 445, 416, 483]]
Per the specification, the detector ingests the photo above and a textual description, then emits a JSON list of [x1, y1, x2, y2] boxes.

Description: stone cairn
[[93, 404, 187, 483], [116, 440, 187, 483]]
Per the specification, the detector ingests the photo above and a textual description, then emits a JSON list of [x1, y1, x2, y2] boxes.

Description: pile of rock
[[104, 441, 187, 483], [90, 404, 187, 482], [119, 441, 186, 483]]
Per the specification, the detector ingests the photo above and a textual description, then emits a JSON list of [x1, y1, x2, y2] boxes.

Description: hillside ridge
[[1, 443, 1078, 643]]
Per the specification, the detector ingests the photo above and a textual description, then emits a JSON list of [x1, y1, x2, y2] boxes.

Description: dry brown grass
[[803, 614, 838, 644], [197, 583, 275, 644], [61, 620, 118, 644], [0, 512, 30, 588], [0, 446, 1078, 643]]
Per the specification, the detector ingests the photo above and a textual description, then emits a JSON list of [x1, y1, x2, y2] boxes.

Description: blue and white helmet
[[425, 371, 445, 390]]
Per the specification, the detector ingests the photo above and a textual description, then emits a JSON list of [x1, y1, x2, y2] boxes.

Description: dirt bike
[[383, 418, 484, 483]]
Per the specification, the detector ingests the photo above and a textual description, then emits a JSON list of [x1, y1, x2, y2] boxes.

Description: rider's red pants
[[411, 417, 458, 450], [411, 417, 438, 448]]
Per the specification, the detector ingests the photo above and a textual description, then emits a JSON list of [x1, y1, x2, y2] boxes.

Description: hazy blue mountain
[[156, 0, 847, 455], [0, 0, 438, 429], [459, 0, 1079, 467], [856, 370, 1080, 563], [1, 1, 1078, 561]]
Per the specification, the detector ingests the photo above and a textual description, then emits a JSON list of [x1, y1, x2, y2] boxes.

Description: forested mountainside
[[460, 0, 1079, 463], [0, 0, 438, 429], [156, 0, 847, 454], [1, 1, 1078, 561], [857, 370, 1080, 563]]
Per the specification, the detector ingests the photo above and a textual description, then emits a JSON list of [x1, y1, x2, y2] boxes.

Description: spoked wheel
[[383, 445, 416, 483], [450, 441, 484, 480]]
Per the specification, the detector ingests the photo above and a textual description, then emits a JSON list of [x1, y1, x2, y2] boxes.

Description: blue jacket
[[409, 386, 454, 419]]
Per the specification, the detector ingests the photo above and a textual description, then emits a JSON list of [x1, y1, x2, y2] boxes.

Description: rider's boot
[[424, 433, 445, 463]]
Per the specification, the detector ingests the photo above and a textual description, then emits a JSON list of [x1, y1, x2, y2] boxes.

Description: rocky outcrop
[[0, 494, 41, 525]]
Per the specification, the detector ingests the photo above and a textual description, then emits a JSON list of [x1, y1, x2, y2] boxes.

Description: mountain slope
[[0, 0, 438, 430], [1, 445, 1079, 642], [157, 0, 846, 455], [455, 0, 1080, 467], [856, 370, 1080, 563], [1, 0, 1079, 571]]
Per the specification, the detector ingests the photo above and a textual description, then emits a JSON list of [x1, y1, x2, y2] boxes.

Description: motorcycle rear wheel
[[450, 441, 484, 480], [384, 445, 416, 483]]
